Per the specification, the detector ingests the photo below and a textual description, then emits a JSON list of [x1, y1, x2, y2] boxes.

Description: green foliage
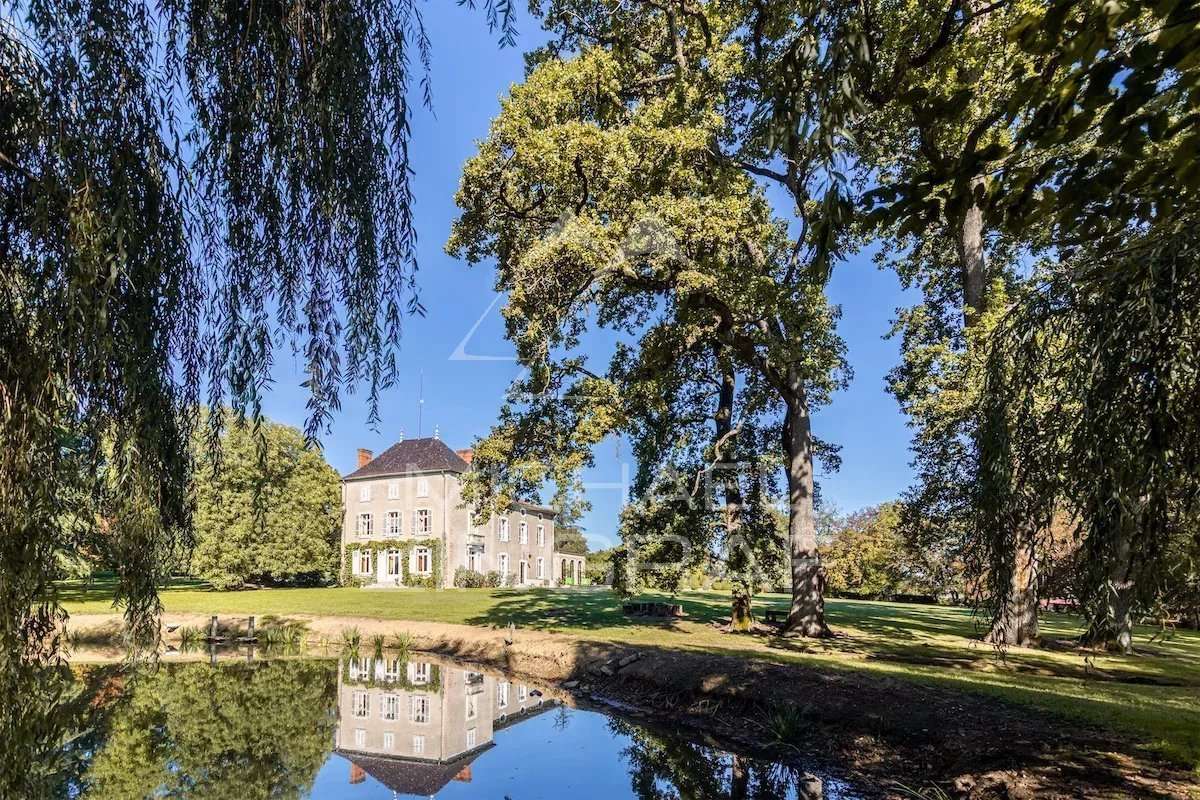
[[453, 567, 502, 588], [340, 627, 362, 652], [340, 538, 443, 588], [191, 413, 341, 590], [976, 232, 1200, 645], [823, 503, 954, 599], [554, 526, 589, 556], [341, 655, 442, 693], [83, 661, 337, 800], [389, 632, 414, 657], [448, 41, 847, 632], [0, 0, 455, 660], [585, 547, 618, 585], [177, 626, 204, 647]]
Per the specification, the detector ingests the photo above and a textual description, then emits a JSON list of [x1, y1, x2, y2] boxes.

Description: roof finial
[[417, 370, 424, 438], [398, 427, 404, 443], [433, 424, 440, 440]]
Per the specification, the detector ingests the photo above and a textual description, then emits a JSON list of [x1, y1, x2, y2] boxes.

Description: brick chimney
[[349, 764, 365, 784], [357, 448, 373, 468], [456, 448, 474, 465]]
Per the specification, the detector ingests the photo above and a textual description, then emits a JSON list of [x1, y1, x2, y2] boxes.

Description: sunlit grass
[[59, 578, 1200, 769]]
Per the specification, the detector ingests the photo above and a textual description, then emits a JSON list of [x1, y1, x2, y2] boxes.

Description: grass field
[[60, 579, 1200, 771]]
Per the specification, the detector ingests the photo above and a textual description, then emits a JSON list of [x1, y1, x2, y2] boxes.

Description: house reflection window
[[352, 691, 369, 718], [466, 728, 477, 749], [354, 728, 366, 748], [497, 681, 509, 709], [412, 734, 426, 755], [409, 662, 431, 684], [383, 658, 402, 682], [383, 731, 395, 751], [411, 695, 430, 723], [382, 694, 400, 721], [465, 693, 478, 721]]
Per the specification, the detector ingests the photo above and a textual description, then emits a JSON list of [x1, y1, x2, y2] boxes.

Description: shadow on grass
[[55, 576, 210, 606], [464, 587, 719, 633]]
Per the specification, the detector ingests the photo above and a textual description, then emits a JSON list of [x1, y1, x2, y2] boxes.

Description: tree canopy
[[191, 413, 342, 590], [448, 43, 847, 634]]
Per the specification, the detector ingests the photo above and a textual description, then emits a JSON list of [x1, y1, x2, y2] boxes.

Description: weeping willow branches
[[0, 0, 500, 663], [975, 228, 1200, 650]]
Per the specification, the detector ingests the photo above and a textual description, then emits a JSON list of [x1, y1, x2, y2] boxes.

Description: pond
[[22, 649, 861, 800]]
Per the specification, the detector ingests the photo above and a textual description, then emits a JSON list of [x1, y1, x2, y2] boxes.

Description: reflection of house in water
[[335, 656, 553, 795]]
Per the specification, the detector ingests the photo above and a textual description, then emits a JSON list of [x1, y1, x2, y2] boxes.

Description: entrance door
[[518, 560, 527, 584], [467, 549, 481, 573]]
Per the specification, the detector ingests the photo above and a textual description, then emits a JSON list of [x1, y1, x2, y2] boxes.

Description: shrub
[[453, 567, 503, 588]]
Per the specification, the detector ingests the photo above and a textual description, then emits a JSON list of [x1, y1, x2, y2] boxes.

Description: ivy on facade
[[341, 656, 443, 692], [341, 538, 443, 589]]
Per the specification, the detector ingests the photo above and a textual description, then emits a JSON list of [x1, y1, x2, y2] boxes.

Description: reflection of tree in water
[[81, 659, 337, 800], [3, 662, 122, 800], [611, 718, 826, 800]]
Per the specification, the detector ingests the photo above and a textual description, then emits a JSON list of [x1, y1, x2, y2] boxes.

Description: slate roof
[[338, 748, 489, 796], [344, 437, 471, 479]]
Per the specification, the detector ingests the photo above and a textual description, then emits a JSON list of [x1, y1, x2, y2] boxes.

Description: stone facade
[[341, 437, 579, 588], [335, 655, 554, 793]]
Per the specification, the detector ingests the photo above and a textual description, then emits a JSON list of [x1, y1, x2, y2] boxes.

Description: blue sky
[[258, 5, 921, 551]]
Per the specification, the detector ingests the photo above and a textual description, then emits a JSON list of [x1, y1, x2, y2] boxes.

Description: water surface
[[33, 651, 859, 799]]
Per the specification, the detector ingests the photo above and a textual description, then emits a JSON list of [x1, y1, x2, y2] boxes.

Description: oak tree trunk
[[781, 383, 830, 637], [956, 190, 987, 324], [985, 528, 1039, 646], [730, 755, 749, 800], [957, 188, 1043, 646], [714, 349, 752, 632], [1085, 528, 1135, 653]]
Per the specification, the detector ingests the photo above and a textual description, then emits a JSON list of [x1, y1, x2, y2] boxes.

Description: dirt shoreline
[[65, 613, 1199, 799]]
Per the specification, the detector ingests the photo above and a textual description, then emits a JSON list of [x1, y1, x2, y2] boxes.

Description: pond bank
[[64, 612, 1198, 799]]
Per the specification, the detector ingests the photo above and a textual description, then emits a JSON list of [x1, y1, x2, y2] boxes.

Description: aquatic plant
[[341, 627, 362, 653], [389, 632, 413, 657], [177, 626, 204, 646], [763, 704, 810, 752], [892, 783, 952, 800]]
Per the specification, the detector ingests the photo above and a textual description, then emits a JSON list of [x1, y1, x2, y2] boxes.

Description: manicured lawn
[[60, 579, 1200, 770]]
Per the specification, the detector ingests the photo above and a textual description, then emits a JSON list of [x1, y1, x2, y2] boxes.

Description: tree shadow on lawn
[[466, 587, 721, 633], [547, 636, 1198, 798], [55, 576, 208, 605], [527, 589, 1200, 688]]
